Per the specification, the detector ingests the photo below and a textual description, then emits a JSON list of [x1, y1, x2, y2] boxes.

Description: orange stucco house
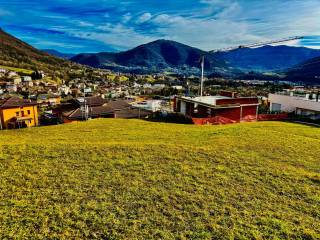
[[0, 97, 39, 129]]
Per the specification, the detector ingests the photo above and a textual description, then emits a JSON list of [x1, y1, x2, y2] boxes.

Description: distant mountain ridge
[[71, 40, 233, 75], [42, 49, 76, 59], [71, 40, 320, 76], [285, 56, 320, 84], [214, 45, 320, 71], [1, 28, 320, 84]]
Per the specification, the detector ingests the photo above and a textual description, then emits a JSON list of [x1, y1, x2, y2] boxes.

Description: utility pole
[[83, 83, 88, 121], [200, 56, 204, 97]]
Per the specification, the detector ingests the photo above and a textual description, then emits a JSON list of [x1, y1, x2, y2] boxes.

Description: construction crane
[[209, 36, 303, 53], [199, 36, 304, 96]]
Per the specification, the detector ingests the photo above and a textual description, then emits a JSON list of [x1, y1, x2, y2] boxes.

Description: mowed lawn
[[0, 119, 319, 239]]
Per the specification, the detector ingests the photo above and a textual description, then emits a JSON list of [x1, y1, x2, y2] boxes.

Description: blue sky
[[0, 0, 320, 53]]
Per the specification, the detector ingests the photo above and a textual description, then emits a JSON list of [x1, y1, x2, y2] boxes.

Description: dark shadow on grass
[[142, 112, 194, 124]]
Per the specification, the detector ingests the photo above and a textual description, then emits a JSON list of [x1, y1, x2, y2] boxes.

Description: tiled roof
[[63, 105, 114, 120], [115, 108, 152, 118], [106, 99, 131, 110], [75, 96, 107, 107], [0, 97, 37, 109]]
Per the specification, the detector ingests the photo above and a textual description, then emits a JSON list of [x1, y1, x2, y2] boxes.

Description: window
[[15, 111, 19, 117], [21, 111, 25, 117], [271, 103, 281, 112], [27, 110, 31, 115]]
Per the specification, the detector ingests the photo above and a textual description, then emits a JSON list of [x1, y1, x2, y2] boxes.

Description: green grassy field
[[0, 119, 319, 239], [0, 65, 34, 74]]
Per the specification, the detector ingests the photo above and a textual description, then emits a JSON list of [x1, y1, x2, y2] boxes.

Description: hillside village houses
[[1, 65, 320, 130], [53, 96, 152, 123]]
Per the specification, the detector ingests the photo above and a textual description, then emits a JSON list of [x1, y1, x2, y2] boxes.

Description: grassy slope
[[0, 29, 85, 79], [0, 120, 319, 239], [0, 65, 34, 74]]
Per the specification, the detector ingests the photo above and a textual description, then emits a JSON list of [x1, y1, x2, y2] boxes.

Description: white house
[[22, 76, 32, 82], [13, 76, 22, 84], [8, 71, 18, 78], [172, 85, 184, 90], [131, 100, 163, 112], [269, 92, 320, 119], [59, 85, 71, 95], [6, 83, 17, 92], [24, 81, 33, 87]]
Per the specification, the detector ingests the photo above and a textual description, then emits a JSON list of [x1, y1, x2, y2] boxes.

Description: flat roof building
[[269, 91, 320, 119], [174, 92, 259, 124]]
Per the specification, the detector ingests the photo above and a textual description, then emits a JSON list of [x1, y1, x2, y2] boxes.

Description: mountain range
[[42, 49, 76, 59], [70, 40, 236, 75], [214, 45, 320, 71], [1, 27, 320, 84], [69, 40, 320, 82], [285, 56, 320, 83]]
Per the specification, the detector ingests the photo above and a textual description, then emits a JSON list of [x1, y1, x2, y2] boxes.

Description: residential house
[[59, 85, 71, 95], [7, 71, 18, 78], [175, 91, 260, 124], [23, 81, 33, 87], [57, 96, 114, 122], [35, 94, 61, 107], [0, 97, 38, 129], [6, 83, 17, 93], [131, 100, 163, 112], [12, 76, 22, 85], [54, 96, 151, 123], [269, 91, 320, 119], [22, 76, 32, 82]]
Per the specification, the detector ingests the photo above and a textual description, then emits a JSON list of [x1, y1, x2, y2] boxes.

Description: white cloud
[[73, 23, 155, 49], [122, 13, 132, 23], [151, 14, 262, 50], [149, 0, 320, 50], [136, 12, 152, 24], [78, 21, 94, 27]]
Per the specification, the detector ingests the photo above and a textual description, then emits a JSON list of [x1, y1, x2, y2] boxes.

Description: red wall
[[242, 106, 257, 118], [213, 107, 241, 122], [220, 91, 236, 98], [258, 113, 288, 121]]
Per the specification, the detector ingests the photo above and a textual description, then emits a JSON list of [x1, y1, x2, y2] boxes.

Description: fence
[[257, 113, 289, 121], [192, 113, 289, 125]]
